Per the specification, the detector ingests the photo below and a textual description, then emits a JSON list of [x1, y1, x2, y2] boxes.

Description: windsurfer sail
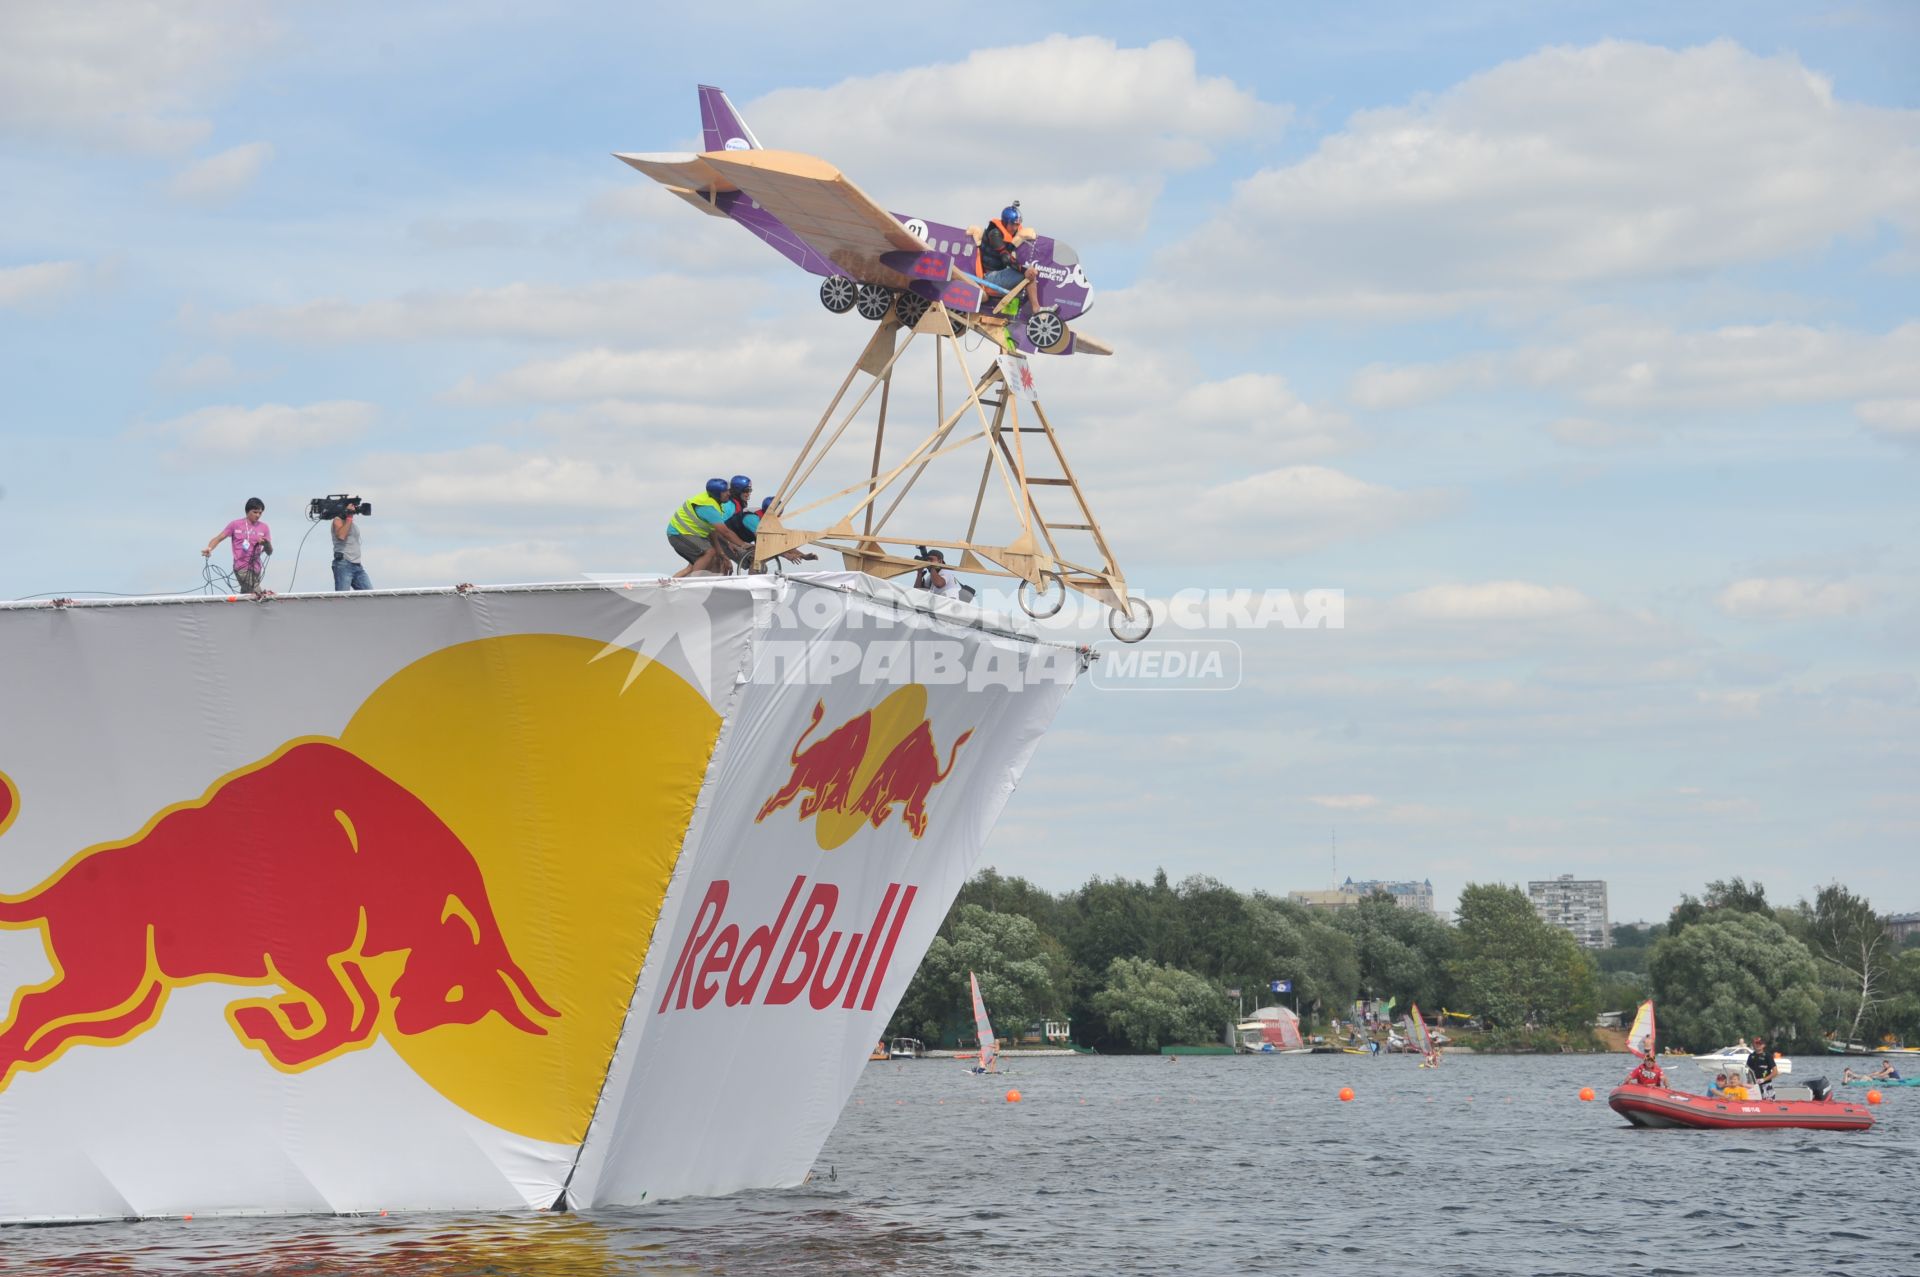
[[1408, 1003, 1440, 1068], [1626, 998, 1656, 1059], [969, 971, 999, 1075]]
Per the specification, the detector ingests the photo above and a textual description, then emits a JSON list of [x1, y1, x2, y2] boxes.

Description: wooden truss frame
[[755, 302, 1143, 627]]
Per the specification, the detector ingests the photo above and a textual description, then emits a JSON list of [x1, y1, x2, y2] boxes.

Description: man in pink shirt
[[203, 498, 274, 594]]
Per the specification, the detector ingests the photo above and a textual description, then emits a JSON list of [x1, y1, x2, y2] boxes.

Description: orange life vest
[[976, 218, 1022, 277]]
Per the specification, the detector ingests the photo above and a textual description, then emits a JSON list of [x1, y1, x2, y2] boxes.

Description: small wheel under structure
[[819, 276, 856, 314], [894, 291, 930, 329], [1024, 309, 1066, 353], [854, 282, 896, 321], [1017, 571, 1068, 620], [1108, 596, 1153, 643]]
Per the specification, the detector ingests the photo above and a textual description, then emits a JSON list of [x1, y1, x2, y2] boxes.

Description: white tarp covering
[[0, 576, 1080, 1221]]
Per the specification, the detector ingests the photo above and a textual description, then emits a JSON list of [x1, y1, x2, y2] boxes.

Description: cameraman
[[330, 499, 372, 590], [203, 497, 273, 594], [912, 548, 963, 599]]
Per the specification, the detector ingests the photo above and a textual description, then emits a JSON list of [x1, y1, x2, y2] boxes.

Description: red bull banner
[[0, 576, 1080, 1221]]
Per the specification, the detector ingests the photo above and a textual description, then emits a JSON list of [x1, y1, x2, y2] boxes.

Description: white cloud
[[0, 261, 80, 307], [214, 277, 769, 345], [155, 353, 239, 390], [361, 444, 647, 511], [1856, 398, 1920, 444], [1716, 577, 1869, 621], [169, 141, 273, 203], [456, 337, 821, 404], [136, 401, 377, 459], [1344, 320, 1920, 412], [371, 543, 583, 590], [0, 2, 275, 152], [1399, 581, 1594, 622], [1543, 417, 1650, 449], [1153, 39, 1920, 318], [736, 36, 1274, 239], [1309, 794, 1380, 811], [1185, 465, 1445, 558]]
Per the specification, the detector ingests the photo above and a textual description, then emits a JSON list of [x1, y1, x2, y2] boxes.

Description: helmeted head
[[730, 474, 752, 495], [1001, 202, 1021, 226], [705, 478, 729, 500]]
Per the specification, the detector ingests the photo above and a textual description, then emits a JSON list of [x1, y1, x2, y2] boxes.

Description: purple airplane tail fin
[[698, 85, 761, 153]]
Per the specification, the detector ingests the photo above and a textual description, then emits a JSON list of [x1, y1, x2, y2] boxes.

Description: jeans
[[984, 267, 1026, 294], [332, 558, 372, 590]]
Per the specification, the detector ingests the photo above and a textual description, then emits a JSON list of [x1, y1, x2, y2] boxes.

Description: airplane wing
[[699, 149, 929, 287], [614, 152, 740, 217]]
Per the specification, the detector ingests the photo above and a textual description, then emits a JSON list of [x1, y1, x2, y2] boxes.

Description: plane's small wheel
[[1017, 571, 1067, 620], [820, 277, 856, 314], [855, 283, 895, 321], [1025, 310, 1066, 352], [895, 292, 930, 329], [1109, 596, 1153, 643]]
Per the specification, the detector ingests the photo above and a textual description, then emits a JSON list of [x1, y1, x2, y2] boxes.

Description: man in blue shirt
[[668, 478, 747, 577]]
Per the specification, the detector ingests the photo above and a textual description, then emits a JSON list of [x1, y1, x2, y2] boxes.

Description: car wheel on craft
[[894, 292, 930, 329], [854, 283, 895, 321], [1025, 310, 1066, 353], [1109, 596, 1153, 643], [819, 276, 856, 314]]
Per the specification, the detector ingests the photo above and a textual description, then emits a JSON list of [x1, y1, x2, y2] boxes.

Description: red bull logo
[[656, 874, 916, 1014], [0, 741, 557, 1093], [755, 684, 972, 850]]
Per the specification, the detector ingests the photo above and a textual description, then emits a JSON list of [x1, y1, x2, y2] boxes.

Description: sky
[[2, 1, 1916, 923]]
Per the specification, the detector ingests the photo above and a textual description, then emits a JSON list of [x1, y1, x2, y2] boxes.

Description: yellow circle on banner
[[339, 633, 717, 1144]]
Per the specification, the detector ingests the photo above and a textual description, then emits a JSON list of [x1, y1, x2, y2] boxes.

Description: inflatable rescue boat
[[1608, 1083, 1874, 1132]]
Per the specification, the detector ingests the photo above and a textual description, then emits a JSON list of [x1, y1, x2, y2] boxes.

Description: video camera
[[309, 494, 373, 520]]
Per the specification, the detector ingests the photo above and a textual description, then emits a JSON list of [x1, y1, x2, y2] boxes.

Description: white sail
[[970, 971, 999, 1074]]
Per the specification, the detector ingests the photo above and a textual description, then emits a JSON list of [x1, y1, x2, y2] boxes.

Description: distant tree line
[[885, 870, 1920, 1054]]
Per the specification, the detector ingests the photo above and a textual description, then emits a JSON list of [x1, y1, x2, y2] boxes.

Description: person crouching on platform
[[667, 478, 747, 577], [203, 497, 273, 594]]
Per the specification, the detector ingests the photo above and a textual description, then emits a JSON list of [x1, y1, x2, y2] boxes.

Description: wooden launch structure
[[755, 301, 1151, 640]]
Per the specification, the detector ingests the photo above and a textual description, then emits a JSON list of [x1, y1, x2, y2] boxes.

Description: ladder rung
[[1028, 478, 1072, 486], [1049, 523, 1093, 530]]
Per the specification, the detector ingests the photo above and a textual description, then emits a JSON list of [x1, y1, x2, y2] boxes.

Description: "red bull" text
[[656, 874, 916, 1014], [0, 741, 557, 1092]]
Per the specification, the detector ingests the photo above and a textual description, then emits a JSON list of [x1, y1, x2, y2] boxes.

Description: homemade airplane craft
[[616, 85, 1107, 357]]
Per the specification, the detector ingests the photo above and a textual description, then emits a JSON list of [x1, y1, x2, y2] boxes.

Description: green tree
[[887, 905, 1065, 1045], [1648, 911, 1821, 1050], [1802, 884, 1894, 1045], [1668, 877, 1769, 937], [1334, 892, 1455, 1009], [1447, 883, 1596, 1030], [1090, 957, 1229, 1051]]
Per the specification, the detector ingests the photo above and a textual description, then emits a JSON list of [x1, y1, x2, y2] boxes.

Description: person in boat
[[1707, 1072, 1731, 1097], [1746, 1037, 1779, 1094], [1626, 1055, 1668, 1088], [1722, 1079, 1750, 1100], [1732, 1036, 1748, 1054], [1842, 1066, 1861, 1084], [1869, 1059, 1901, 1081]]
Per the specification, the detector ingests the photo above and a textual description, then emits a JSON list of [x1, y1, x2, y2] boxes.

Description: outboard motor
[[1807, 1076, 1831, 1102]]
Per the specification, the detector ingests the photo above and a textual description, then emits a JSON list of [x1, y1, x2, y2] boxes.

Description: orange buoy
[[1579, 1087, 1595, 1102], [1005, 1089, 1022, 1103], [1338, 1086, 1355, 1102], [1867, 1089, 1883, 1104]]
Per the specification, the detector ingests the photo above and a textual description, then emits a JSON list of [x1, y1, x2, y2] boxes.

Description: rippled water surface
[[6, 1054, 1911, 1275]]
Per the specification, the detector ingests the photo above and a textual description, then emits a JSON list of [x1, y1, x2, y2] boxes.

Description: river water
[[5, 1054, 1910, 1275]]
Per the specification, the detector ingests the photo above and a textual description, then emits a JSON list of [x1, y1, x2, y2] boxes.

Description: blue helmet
[[1001, 203, 1021, 224], [730, 474, 752, 492], [705, 478, 729, 499]]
